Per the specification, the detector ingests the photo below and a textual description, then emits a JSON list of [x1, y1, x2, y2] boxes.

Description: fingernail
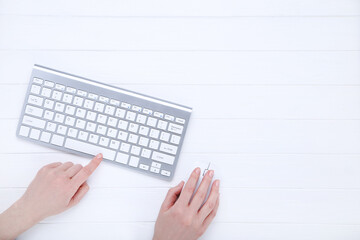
[[195, 168, 200, 174], [96, 153, 103, 159], [209, 170, 214, 178], [215, 180, 220, 187]]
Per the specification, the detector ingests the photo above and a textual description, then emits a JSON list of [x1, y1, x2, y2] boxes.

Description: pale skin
[[0, 154, 220, 240]]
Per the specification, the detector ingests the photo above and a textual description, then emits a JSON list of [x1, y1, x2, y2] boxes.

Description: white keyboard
[[17, 65, 192, 180]]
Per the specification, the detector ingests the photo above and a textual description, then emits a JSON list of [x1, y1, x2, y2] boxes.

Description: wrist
[[0, 197, 40, 240]]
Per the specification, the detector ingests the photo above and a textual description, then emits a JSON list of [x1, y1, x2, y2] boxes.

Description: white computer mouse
[[184, 159, 221, 207]]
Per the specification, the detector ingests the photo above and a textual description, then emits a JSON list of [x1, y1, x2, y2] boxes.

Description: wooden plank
[[18, 222, 360, 240], [0, 16, 359, 50], [1, 51, 359, 85], [2, 84, 360, 119], [1, 119, 360, 154], [0, 153, 359, 189], [1, 0, 359, 16], [1, 188, 360, 224]]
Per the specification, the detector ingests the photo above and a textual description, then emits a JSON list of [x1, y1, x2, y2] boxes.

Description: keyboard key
[[141, 148, 152, 158], [30, 84, 41, 94], [128, 134, 138, 144], [160, 142, 178, 155], [139, 164, 149, 171], [107, 117, 118, 127], [55, 84, 65, 90], [44, 81, 54, 88], [149, 140, 160, 150], [76, 119, 86, 129], [86, 111, 97, 121], [126, 111, 136, 121], [86, 122, 96, 132], [64, 138, 116, 161], [68, 128, 78, 138], [131, 146, 141, 155], [94, 102, 105, 112], [73, 97, 84, 107], [28, 95, 43, 106], [40, 131, 51, 143], [99, 96, 109, 103], [51, 134, 65, 146], [139, 126, 149, 136], [88, 93, 98, 100], [107, 128, 118, 138], [147, 117, 157, 127], [168, 123, 183, 135], [151, 162, 161, 168], [99, 137, 110, 147], [105, 105, 115, 115], [63, 94, 73, 104], [129, 156, 139, 167], [33, 77, 43, 84], [160, 132, 170, 142], [77, 90, 87, 97], [78, 131, 88, 141], [97, 114, 107, 124], [88, 134, 99, 144], [154, 112, 164, 118], [149, 129, 160, 139], [55, 102, 65, 112], [22, 115, 45, 129], [139, 137, 149, 147], [76, 108, 86, 118], [152, 151, 175, 165], [115, 108, 126, 118], [65, 116, 75, 126], [128, 123, 139, 133], [117, 131, 128, 141], [150, 167, 160, 174], [110, 99, 120, 106], [66, 87, 76, 93], [136, 114, 147, 124], [57, 125, 67, 135], [132, 105, 142, 112], [54, 113, 65, 123], [65, 105, 76, 115], [44, 99, 54, 109], [161, 170, 171, 177], [46, 122, 57, 132], [41, 88, 52, 98], [96, 125, 107, 135], [84, 99, 94, 109], [52, 91, 62, 101], [25, 105, 43, 118], [121, 102, 131, 109], [19, 125, 30, 137], [176, 118, 186, 124], [170, 135, 181, 145], [118, 120, 128, 130], [165, 115, 175, 121], [157, 120, 168, 130], [109, 139, 120, 150], [115, 152, 129, 164], [143, 109, 153, 115], [44, 110, 54, 120], [120, 142, 131, 153]]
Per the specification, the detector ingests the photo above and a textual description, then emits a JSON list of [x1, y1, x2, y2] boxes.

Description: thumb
[[161, 181, 184, 211], [68, 182, 90, 208]]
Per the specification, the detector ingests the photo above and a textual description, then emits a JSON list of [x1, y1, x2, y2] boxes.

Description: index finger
[[176, 167, 200, 206], [71, 153, 103, 188]]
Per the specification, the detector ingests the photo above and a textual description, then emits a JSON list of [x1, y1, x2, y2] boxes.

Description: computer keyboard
[[17, 65, 192, 180]]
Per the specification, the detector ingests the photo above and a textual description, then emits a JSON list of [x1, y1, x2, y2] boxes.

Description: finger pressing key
[[71, 153, 103, 189]]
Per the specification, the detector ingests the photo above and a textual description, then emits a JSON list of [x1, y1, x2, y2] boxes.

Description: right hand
[[153, 168, 220, 240]]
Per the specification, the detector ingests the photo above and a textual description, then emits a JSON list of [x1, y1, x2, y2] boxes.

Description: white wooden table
[[0, 1, 360, 239]]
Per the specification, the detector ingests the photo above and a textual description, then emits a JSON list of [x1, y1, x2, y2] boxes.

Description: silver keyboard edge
[[33, 65, 193, 113]]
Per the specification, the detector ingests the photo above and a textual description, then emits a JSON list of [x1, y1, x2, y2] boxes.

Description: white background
[[0, 0, 360, 239]]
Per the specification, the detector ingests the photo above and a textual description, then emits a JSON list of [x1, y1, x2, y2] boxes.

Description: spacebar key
[[64, 138, 116, 161]]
